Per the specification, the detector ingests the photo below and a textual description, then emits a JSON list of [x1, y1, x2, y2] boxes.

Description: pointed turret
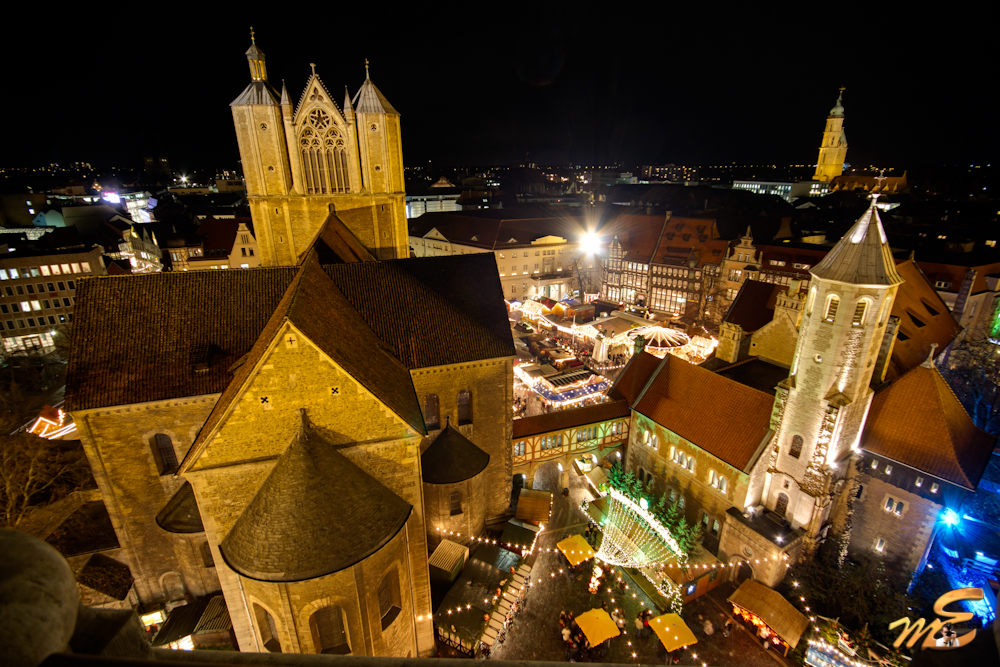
[[352, 60, 400, 115], [810, 195, 903, 286], [245, 27, 267, 82], [231, 29, 279, 106], [343, 85, 354, 119], [280, 80, 291, 106]]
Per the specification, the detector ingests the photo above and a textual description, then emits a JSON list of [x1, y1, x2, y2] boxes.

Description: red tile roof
[[607, 352, 662, 404], [885, 260, 961, 381], [863, 363, 995, 490], [633, 355, 775, 471], [513, 400, 630, 439]]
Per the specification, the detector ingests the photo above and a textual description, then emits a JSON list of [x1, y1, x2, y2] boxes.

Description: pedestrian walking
[[703, 619, 714, 636], [634, 614, 644, 639], [723, 619, 732, 638]]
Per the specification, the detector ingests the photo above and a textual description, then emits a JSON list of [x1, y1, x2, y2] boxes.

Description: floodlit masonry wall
[[848, 474, 939, 574], [410, 360, 513, 526], [185, 323, 433, 655], [626, 413, 750, 556], [72, 399, 222, 608], [239, 522, 417, 657], [424, 474, 487, 551]]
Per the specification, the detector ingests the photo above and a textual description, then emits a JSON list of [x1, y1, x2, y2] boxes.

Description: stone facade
[[411, 360, 513, 524], [238, 521, 418, 656], [423, 476, 487, 550], [73, 399, 222, 608], [626, 414, 750, 555], [183, 321, 435, 655], [232, 43, 408, 265]]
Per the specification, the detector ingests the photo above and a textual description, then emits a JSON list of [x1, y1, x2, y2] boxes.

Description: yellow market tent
[[649, 613, 697, 652], [575, 608, 620, 646], [556, 534, 595, 567]]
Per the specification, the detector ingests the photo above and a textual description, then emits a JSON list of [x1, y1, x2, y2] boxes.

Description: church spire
[[829, 86, 846, 117], [343, 86, 354, 118], [280, 80, 290, 106], [810, 194, 902, 286], [245, 27, 268, 82]]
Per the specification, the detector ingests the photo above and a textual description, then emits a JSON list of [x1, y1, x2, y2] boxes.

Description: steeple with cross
[[813, 87, 848, 182]]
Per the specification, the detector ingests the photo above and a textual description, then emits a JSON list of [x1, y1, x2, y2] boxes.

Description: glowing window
[[875, 538, 886, 553]]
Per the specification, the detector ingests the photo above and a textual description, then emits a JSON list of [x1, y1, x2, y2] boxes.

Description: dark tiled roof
[[76, 554, 133, 601], [421, 423, 490, 484], [152, 596, 213, 647], [183, 254, 424, 468], [324, 254, 515, 369], [66, 254, 513, 412], [607, 352, 662, 405], [863, 364, 995, 490], [885, 260, 961, 381], [634, 355, 774, 472], [714, 357, 790, 396], [299, 211, 376, 265], [220, 417, 412, 582], [513, 400, 630, 438], [724, 280, 782, 332], [66, 267, 297, 411], [155, 482, 204, 533]]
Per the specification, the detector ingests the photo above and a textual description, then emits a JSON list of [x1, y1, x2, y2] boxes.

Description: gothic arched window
[[309, 606, 349, 654], [789, 435, 804, 459], [299, 109, 350, 194]]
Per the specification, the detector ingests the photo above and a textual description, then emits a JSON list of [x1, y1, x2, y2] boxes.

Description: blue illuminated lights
[[942, 509, 961, 526]]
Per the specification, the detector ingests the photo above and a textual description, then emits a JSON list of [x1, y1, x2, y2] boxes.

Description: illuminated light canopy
[[596, 486, 685, 569], [28, 405, 78, 440]]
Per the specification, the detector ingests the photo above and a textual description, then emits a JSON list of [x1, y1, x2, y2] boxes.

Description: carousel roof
[[627, 325, 690, 349]]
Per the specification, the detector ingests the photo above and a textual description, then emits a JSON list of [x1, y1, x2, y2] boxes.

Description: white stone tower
[[762, 195, 903, 552], [813, 88, 848, 182]]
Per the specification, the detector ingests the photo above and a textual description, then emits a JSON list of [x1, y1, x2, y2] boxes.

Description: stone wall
[[424, 475, 486, 550], [185, 323, 434, 655], [626, 414, 750, 555], [73, 398, 222, 607], [410, 360, 513, 525], [239, 522, 417, 657], [849, 474, 940, 574]]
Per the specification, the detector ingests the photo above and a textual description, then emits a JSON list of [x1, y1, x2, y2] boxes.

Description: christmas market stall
[[515, 488, 553, 525], [499, 518, 541, 555], [433, 544, 532, 656], [428, 539, 469, 587], [556, 533, 595, 567], [728, 579, 809, 657], [649, 613, 697, 652], [575, 607, 621, 648]]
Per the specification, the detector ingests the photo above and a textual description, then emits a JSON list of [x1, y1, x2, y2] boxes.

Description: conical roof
[[353, 76, 399, 115], [810, 199, 903, 286], [421, 420, 490, 484], [280, 81, 290, 106], [220, 414, 412, 582]]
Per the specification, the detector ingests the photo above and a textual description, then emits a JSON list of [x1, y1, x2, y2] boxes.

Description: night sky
[[4, 7, 997, 171]]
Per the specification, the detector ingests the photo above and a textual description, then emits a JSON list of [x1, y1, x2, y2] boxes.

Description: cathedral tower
[[763, 195, 902, 552], [813, 88, 848, 182], [231, 38, 408, 265]]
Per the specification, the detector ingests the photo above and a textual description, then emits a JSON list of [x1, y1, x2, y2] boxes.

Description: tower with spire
[[758, 194, 903, 554], [812, 88, 848, 182], [231, 35, 407, 265]]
